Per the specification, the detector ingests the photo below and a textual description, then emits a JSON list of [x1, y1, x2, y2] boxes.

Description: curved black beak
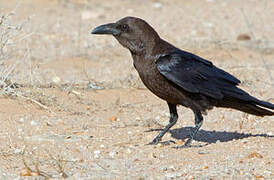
[[91, 23, 120, 36]]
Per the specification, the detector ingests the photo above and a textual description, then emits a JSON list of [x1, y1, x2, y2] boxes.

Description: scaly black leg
[[149, 103, 178, 145], [177, 110, 203, 148]]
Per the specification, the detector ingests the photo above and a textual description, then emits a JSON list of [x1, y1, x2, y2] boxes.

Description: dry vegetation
[[0, 0, 273, 179]]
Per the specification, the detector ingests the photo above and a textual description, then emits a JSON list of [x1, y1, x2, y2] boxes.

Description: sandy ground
[[0, 0, 274, 179]]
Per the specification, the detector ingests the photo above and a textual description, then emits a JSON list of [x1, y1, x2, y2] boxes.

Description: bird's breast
[[133, 56, 185, 104]]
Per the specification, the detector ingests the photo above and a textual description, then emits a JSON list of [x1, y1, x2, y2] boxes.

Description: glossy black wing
[[156, 50, 241, 100]]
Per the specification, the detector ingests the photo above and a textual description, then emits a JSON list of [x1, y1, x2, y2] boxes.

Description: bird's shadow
[[147, 127, 273, 144]]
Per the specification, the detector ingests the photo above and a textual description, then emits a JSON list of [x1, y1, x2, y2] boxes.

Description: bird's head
[[92, 16, 160, 55]]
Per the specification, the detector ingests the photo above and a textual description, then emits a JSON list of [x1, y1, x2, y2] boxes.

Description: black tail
[[248, 98, 274, 116], [236, 101, 274, 116], [217, 86, 274, 116], [217, 98, 274, 116], [253, 98, 274, 110]]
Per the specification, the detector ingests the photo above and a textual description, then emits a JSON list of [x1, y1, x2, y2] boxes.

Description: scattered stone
[[87, 82, 104, 90], [52, 76, 61, 84], [30, 121, 37, 126], [71, 90, 81, 96], [153, 2, 162, 9], [18, 118, 25, 123], [126, 148, 131, 154], [109, 151, 116, 158], [237, 34, 251, 41], [19, 168, 39, 177], [109, 116, 117, 121], [14, 148, 22, 154], [94, 150, 101, 158], [247, 152, 263, 159], [198, 151, 209, 155]]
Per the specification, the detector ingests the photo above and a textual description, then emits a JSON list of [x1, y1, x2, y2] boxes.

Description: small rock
[[87, 82, 104, 90], [20, 168, 39, 176], [169, 165, 176, 171], [160, 166, 167, 172], [52, 76, 61, 84], [159, 154, 164, 158], [94, 150, 101, 154], [109, 116, 117, 121], [30, 121, 37, 126], [165, 173, 175, 178], [71, 90, 81, 96], [237, 34, 251, 41], [14, 148, 22, 154], [94, 150, 100, 158], [198, 151, 209, 155], [153, 2, 162, 9], [247, 152, 263, 159], [255, 175, 264, 179], [109, 151, 116, 158], [18, 118, 24, 123]]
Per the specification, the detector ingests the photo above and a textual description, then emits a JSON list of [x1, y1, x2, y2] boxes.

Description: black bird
[[92, 17, 274, 147]]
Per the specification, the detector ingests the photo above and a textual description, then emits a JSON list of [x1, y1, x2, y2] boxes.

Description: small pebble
[[109, 151, 116, 158], [30, 121, 37, 126], [165, 173, 175, 178], [94, 150, 101, 154], [153, 2, 162, 9], [14, 148, 22, 154], [18, 118, 24, 123], [52, 76, 61, 84], [159, 154, 164, 158]]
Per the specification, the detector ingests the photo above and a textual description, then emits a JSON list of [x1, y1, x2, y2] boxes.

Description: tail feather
[[239, 103, 274, 116], [252, 98, 274, 110], [218, 86, 274, 116], [217, 98, 274, 116]]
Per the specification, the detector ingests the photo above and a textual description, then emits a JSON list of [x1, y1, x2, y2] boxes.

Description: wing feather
[[156, 50, 241, 100]]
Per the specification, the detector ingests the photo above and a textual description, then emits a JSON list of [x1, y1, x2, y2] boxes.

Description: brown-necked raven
[[92, 17, 274, 147]]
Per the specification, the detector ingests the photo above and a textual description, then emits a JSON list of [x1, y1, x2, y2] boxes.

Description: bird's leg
[[182, 111, 203, 147], [149, 103, 178, 145]]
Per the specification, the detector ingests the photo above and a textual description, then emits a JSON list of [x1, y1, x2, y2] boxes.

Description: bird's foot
[[160, 140, 176, 145], [147, 137, 161, 145], [147, 139, 175, 146]]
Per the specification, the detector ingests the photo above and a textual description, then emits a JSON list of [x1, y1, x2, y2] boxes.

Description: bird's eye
[[121, 24, 129, 32]]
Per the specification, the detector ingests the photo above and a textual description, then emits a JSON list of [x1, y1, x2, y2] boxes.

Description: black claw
[[161, 140, 176, 145], [147, 137, 161, 145]]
